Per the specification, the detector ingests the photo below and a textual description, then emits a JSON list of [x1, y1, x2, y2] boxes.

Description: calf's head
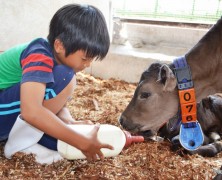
[[119, 62, 179, 138]]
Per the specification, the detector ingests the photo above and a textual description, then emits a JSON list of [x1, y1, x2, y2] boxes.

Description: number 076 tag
[[179, 89, 197, 123]]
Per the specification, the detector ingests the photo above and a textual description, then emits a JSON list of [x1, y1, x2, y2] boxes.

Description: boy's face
[[54, 39, 93, 72]]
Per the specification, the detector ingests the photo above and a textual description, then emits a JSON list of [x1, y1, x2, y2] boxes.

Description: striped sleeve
[[21, 53, 54, 84], [20, 38, 55, 84]]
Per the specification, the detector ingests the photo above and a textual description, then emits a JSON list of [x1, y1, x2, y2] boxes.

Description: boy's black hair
[[47, 4, 110, 60]]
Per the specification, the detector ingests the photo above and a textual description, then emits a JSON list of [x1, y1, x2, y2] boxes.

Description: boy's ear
[[54, 39, 65, 54]]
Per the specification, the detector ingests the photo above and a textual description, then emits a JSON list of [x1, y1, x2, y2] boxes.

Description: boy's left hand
[[80, 124, 114, 161]]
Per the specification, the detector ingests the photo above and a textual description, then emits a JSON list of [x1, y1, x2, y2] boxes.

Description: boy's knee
[[45, 65, 75, 100]]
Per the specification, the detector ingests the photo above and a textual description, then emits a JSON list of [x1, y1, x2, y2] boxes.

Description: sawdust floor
[[0, 72, 221, 179]]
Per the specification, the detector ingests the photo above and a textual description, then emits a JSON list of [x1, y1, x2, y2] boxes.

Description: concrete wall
[[0, 0, 111, 51], [124, 23, 207, 48], [85, 23, 209, 83]]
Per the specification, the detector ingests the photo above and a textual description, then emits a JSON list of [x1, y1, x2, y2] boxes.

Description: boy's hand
[[81, 124, 114, 161]]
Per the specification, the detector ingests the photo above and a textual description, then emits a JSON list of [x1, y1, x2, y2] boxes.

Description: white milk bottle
[[57, 124, 144, 159]]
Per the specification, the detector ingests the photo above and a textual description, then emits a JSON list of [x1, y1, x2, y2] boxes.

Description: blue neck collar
[[173, 56, 188, 68]]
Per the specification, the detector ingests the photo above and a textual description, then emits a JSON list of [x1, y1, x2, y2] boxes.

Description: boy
[[0, 3, 113, 161]]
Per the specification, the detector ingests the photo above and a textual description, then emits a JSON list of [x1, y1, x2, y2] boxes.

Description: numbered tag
[[179, 122, 204, 151], [174, 61, 204, 151], [181, 103, 197, 123], [179, 89, 197, 123], [179, 89, 196, 104]]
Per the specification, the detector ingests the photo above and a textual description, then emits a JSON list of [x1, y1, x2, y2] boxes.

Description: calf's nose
[[118, 114, 130, 130], [118, 114, 125, 126]]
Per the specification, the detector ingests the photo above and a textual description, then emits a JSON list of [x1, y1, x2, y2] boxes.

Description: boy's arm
[[20, 81, 113, 160]]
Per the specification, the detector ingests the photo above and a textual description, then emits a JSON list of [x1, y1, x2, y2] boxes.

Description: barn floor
[[0, 72, 222, 179]]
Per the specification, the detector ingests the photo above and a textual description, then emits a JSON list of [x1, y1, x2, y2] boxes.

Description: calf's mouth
[[119, 114, 163, 142]]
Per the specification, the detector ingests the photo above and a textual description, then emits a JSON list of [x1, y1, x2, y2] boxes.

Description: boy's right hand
[[80, 124, 114, 161]]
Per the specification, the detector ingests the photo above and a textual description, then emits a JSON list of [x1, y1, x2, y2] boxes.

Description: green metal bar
[[191, 0, 196, 20], [154, 0, 159, 18], [113, 0, 220, 24]]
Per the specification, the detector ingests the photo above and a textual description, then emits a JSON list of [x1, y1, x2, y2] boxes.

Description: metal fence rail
[[113, 0, 222, 24]]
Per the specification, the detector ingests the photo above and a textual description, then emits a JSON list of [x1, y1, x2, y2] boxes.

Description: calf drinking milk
[[119, 17, 222, 157]]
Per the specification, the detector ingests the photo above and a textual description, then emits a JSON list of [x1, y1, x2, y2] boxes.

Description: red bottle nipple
[[123, 130, 144, 148]]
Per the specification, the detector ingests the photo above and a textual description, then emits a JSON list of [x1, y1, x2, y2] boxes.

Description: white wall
[[0, 0, 111, 51], [0, 1, 210, 83]]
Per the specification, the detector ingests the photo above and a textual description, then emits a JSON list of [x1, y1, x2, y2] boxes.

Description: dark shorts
[[0, 65, 75, 150]]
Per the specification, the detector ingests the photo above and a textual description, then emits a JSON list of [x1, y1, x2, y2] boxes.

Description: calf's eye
[[140, 92, 151, 99]]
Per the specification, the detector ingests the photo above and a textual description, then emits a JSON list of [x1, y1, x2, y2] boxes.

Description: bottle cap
[[123, 131, 144, 148]]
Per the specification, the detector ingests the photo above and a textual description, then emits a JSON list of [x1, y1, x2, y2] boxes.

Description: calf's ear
[[158, 64, 177, 92]]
